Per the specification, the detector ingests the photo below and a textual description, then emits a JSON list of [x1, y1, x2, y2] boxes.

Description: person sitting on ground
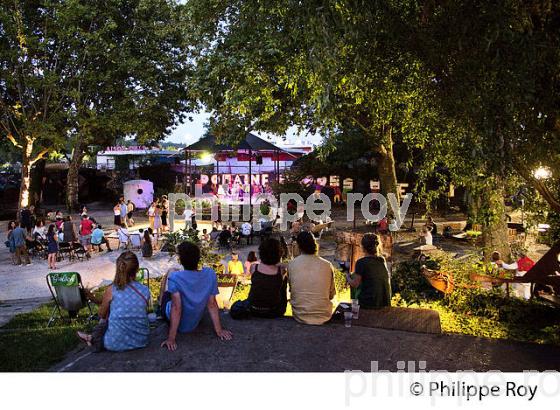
[[141, 230, 153, 258], [346, 233, 391, 309], [91, 224, 113, 252], [288, 231, 336, 325], [227, 251, 244, 275], [245, 251, 258, 276], [231, 238, 288, 319], [159, 242, 233, 351], [78, 251, 151, 352]]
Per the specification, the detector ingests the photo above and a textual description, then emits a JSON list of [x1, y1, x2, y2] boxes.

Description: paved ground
[[53, 314, 560, 372]]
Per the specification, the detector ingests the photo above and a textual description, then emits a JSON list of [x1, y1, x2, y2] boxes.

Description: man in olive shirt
[[288, 231, 336, 325]]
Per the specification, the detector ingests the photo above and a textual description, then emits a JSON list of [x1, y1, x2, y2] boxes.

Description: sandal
[[77, 331, 93, 347]]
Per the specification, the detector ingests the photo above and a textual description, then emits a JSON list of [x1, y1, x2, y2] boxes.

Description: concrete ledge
[[51, 313, 560, 372]]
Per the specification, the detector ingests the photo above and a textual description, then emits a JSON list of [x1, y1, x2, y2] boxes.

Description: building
[[96, 146, 177, 170]]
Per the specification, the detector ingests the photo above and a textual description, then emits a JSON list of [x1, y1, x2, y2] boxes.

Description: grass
[[0, 303, 97, 372], [0, 273, 351, 372]]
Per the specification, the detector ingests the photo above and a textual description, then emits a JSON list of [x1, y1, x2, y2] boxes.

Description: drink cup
[[344, 311, 353, 328], [352, 299, 360, 320]]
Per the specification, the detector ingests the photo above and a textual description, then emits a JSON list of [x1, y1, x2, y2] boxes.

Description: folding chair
[[130, 233, 142, 250], [135, 267, 151, 290], [72, 242, 89, 261], [117, 229, 130, 250], [216, 273, 239, 309], [58, 241, 74, 261], [46, 271, 93, 326]]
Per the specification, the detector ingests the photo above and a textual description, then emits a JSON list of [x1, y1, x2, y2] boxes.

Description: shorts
[[80, 235, 91, 246], [114, 215, 121, 225], [127, 212, 133, 219], [161, 291, 172, 323]]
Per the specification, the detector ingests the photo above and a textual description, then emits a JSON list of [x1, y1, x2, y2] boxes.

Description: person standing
[[153, 204, 162, 237], [46, 224, 59, 270], [126, 200, 135, 226], [79, 215, 94, 253], [119, 197, 128, 228], [161, 195, 169, 232], [12, 222, 32, 266], [183, 205, 193, 230], [62, 216, 77, 244], [6, 221, 17, 265], [113, 202, 122, 227], [20, 206, 32, 234], [147, 201, 156, 230]]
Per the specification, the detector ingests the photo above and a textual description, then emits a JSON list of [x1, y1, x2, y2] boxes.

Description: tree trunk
[[481, 177, 511, 262], [18, 138, 34, 215], [377, 125, 400, 203], [66, 137, 86, 212]]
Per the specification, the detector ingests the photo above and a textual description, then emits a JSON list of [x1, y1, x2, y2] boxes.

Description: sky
[[166, 111, 323, 147]]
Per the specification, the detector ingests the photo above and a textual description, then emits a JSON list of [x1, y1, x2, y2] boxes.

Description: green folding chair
[[46, 272, 93, 327]]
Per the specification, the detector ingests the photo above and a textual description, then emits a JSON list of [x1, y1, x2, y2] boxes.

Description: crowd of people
[[5, 206, 116, 268], [76, 230, 392, 353]]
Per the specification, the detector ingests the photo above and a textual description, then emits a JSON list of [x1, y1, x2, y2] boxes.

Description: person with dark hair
[[77, 251, 151, 351], [141, 230, 153, 258], [159, 241, 232, 350], [91, 224, 113, 252], [231, 238, 287, 319], [347, 233, 391, 308], [46, 224, 59, 269], [20, 206, 32, 233], [6, 221, 17, 265], [12, 222, 32, 265], [62, 215, 77, 244], [245, 251, 258, 275], [287, 231, 336, 325]]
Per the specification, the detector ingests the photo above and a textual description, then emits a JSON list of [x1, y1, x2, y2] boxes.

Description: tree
[[185, 0, 438, 201], [0, 0, 68, 210], [0, 0, 194, 213], [60, 0, 193, 211]]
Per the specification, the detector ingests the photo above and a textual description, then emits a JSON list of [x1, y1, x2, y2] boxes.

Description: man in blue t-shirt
[[160, 241, 233, 351]]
